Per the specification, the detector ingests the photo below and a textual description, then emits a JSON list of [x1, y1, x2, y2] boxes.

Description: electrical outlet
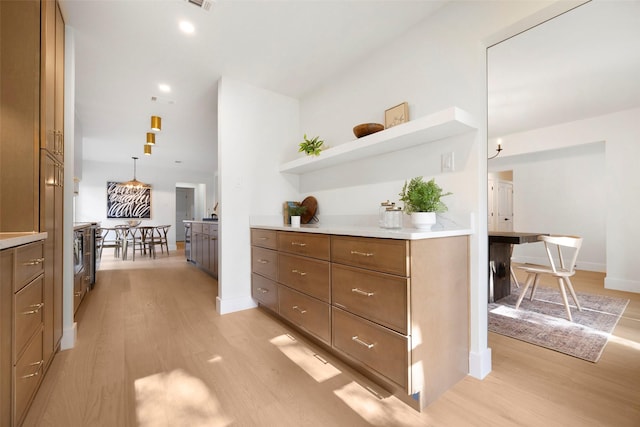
[[441, 152, 455, 172]]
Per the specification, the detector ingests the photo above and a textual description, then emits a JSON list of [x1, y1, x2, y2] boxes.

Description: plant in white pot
[[288, 204, 307, 228], [399, 176, 452, 230]]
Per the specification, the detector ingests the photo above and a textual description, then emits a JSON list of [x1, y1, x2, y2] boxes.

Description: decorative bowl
[[126, 220, 142, 227], [353, 123, 384, 138]]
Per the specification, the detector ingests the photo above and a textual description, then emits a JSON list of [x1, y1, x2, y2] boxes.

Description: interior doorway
[[175, 187, 195, 242], [488, 171, 513, 232]]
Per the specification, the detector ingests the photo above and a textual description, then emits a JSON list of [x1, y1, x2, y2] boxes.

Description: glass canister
[[379, 200, 393, 227], [384, 206, 403, 229]]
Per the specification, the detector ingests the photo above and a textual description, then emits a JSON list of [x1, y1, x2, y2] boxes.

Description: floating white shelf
[[279, 107, 479, 174]]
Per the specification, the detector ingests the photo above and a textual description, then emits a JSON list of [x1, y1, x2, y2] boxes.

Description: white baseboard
[[216, 295, 258, 315], [605, 277, 640, 294], [468, 348, 492, 379], [60, 322, 77, 350]]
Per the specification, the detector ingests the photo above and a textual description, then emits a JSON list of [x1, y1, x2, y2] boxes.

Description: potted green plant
[[288, 204, 307, 227], [399, 176, 452, 230], [298, 134, 324, 156]]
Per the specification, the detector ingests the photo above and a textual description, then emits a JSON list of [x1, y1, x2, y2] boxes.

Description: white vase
[[291, 216, 301, 228], [411, 212, 436, 230]]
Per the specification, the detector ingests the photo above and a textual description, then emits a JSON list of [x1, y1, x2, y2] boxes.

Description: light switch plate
[[441, 152, 455, 172]]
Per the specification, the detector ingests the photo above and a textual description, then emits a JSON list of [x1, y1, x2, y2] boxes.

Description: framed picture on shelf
[[385, 102, 409, 129]]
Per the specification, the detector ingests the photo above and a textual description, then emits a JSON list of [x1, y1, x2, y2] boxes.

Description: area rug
[[488, 283, 629, 362]]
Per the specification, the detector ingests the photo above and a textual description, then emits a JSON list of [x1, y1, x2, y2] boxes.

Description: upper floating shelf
[[279, 107, 479, 175]]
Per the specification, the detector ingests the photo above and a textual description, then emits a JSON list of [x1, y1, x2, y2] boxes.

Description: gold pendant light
[[119, 156, 148, 188], [146, 132, 156, 145], [151, 116, 162, 131], [144, 145, 152, 156]]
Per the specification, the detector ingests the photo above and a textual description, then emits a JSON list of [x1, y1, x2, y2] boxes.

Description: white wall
[[490, 108, 640, 293], [76, 159, 215, 250], [216, 78, 300, 314], [288, 0, 578, 380], [490, 142, 606, 272]]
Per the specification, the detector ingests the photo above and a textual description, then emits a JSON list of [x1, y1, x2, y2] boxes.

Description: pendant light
[[144, 145, 152, 156], [151, 116, 162, 131], [146, 132, 156, 145], [119, 156, 148, 188]]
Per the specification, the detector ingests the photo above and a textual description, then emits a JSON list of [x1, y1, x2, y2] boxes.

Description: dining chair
[[121, 225, 145, 261], [100, 227, 125, 259], [514, 235, 583, 321], [141, 226, 162, 259], [154, 225, 171, 255]]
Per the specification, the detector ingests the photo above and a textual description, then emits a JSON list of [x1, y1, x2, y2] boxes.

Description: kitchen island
[[250, 220, 471, 411], [184, 220, 218, 279]]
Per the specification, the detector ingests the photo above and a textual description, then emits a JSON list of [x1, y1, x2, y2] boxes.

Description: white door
[[175, 187, 194, 241], [488, 179, 496, 229], [496, 181, 513, 231]]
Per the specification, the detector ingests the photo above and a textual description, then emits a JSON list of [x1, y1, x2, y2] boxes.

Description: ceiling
[[488, 0, 640, 140], [62, 0, 640, 178], [60, 0, 446, 175]]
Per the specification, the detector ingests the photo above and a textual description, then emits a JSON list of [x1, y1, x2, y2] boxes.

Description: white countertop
[[0, 232, 48, 250], [250, 221, 472, 240]]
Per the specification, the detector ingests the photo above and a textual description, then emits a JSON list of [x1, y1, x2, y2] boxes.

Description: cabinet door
[[54, 2, 65, 160], [40, 0, 56, 155], [0, 0, 40, 232], [208, 231, 217, 278]]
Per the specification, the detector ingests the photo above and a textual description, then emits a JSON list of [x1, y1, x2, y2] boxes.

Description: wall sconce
[[151, 116, 162, 131], [144, 144, 152, 156], [488, 141, 503, 160], [146, 132, 156, 145]]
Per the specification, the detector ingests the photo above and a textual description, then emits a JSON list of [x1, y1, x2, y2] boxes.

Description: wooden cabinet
[[250, 228, 469, 410], [0, 0, 41, 232], [1, 240, 46, 426], [190, 222, 218, 279]]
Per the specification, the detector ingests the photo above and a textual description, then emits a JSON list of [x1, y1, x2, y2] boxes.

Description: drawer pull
[[352, 336, 375, 349], [291, 269, 307, 276], [258, 237, 269, 240], [291, 242, 307, 247], [257, 259, 269, 264], [351, 288, 374, 297], [21, 303, 44, 315], [256, 287, 269, 294], [75, 291, 82, 297], [350, 250, 374, 257], [21, 360, 44, 379], [23, 257, 45, 266], [292, 305, 307, 314]]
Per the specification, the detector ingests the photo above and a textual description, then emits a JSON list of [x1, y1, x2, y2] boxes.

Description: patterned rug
[[489, 282, 629, 362]]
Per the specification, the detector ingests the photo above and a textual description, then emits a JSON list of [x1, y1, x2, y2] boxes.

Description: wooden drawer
[[279, 286, 330, 345], [331, 236, 408, 276], [332, 264, 409, 335], [278, 253, 330, 302], [332, 307, 409, 389], [192, 222, 203, 233], [15, 242, 45, 292], [14, 275, 44, 358], [202, 223, 211, 234], [251, 247, 277, 280], [14, 328, 43, 426], [252, 273, 278, 312], [251, 229, 277, 250], [277, 231, 330, 260]]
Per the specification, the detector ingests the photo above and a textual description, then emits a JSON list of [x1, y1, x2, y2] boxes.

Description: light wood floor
[[23, 251, 640, 426]]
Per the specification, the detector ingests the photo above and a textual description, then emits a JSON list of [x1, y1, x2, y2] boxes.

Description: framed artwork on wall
[[106, 181, 151, 219], [385, 102, 409, 129]]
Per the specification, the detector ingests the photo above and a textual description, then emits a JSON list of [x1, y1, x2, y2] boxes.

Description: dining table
[[488, 231, 548, 301]]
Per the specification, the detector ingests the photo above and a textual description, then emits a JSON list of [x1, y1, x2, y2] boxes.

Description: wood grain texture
[[23, 250, 640, 426]]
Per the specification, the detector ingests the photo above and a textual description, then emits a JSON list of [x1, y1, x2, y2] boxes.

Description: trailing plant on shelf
[[298, 134, 324, 156], [399, 176, 451, 213]]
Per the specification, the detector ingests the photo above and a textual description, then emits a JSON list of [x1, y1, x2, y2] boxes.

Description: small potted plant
[[299, 134, 324, 156], [399, 176, 452, 230], [288, 204, 307, 228]]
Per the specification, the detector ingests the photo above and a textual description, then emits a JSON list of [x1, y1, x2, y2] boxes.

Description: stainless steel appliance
[[185, 222, 192, 262]]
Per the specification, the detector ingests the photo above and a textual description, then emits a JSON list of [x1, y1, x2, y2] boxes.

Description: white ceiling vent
[[184, 0, 214, 12]]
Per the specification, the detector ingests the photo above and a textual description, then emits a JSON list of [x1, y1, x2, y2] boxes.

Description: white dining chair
[[514, 235, 583, 321]]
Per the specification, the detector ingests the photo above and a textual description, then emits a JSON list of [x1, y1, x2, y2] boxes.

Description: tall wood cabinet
[[0, 0, 64, 424], [40, 0, 65, 370]]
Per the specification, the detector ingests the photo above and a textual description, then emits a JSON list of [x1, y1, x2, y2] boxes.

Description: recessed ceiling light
[[158, 84, 171, 93], [179, 21, 195, 34]]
